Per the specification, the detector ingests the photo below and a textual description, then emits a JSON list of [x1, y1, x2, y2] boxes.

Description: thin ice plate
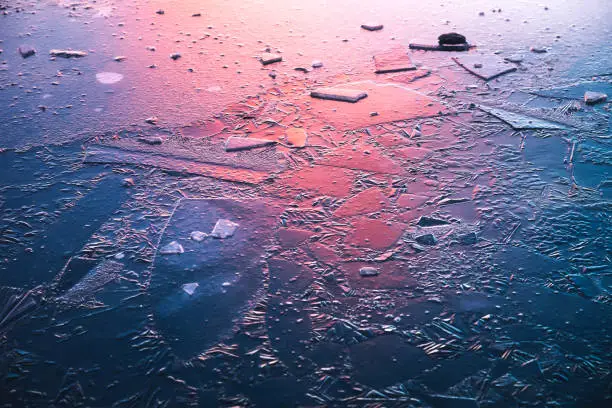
[[84, 146, 270, 184], [478, 105, 568, 130], [310, 88, 368, 103], [373, 48, 416, 74], [453, 54, 517, 81]]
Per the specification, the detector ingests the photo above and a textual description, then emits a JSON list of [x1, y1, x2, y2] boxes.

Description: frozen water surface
[[0, 0, 611, 406]]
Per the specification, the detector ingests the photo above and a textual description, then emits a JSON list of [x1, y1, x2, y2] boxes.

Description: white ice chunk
[[584, 91, 607, 105], [210, 219, 239, 239], [182, 282, 199, 295], [190, 231, 208, 242], [159, 241, 184, 255]]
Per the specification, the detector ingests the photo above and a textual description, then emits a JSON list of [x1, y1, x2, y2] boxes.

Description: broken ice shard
[[182, 282, 199, 296], [211, 219, 239, 239], [190, 231, 208, 242], [478, 105, 568, 130], [453, 54, 517, 81], [584, 91, 607, 105], [225, 136, 276, 152], [159, 241, 185, 254]]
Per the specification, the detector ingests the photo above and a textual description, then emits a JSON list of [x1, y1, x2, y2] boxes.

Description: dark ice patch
[[265, 295, 313, 372], [350, 335, 433, 388], [150, 198, 277, 359], [494, 246, 564, 280], [0, 176, 127, 287], [246, 375, 309, 407]]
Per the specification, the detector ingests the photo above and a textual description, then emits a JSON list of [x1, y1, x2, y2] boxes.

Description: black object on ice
[[438, 32, 467, 45], [409, 43, 471, 51]]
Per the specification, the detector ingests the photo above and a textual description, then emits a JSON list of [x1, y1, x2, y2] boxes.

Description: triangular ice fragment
[[224, 137, 276, 152], [478, 105, 567, 130], [182, 282, 199, 296], [453, 54, 517, 81]]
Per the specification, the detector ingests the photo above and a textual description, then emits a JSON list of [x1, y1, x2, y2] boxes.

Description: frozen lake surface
[[0, 0, 611, 406]]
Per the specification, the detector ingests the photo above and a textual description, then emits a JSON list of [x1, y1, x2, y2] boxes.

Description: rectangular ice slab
[[95, 135, 282, 172], [478, 105, 568, 130], [359, 267, 380, 277], [260, 53, 282, 65], [453, 54, 517, 81], [373, 48, 416, 74], [310, 88, 368, 103], [84, 146, 269, 184], [584, 91, 607, 105], [224, 137, 276, 152], [50, 49, 88, 58]]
